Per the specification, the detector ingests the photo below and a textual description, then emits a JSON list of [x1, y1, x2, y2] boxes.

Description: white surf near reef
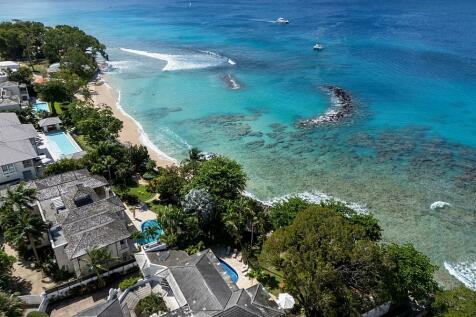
[[245, 190, 368, 214], [120, 48, 235, 71], [444, 261, 476, 291]]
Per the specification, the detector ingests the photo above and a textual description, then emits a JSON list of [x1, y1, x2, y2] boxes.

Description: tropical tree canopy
[[432, 286, 476, 317], [185, 156, 247, 200], [261, 204, 388, 317]]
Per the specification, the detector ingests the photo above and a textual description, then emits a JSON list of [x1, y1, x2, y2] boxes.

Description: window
[[119, 239, 128, 249], [1, 163, 15, 175], [23, 160, 32, 168]]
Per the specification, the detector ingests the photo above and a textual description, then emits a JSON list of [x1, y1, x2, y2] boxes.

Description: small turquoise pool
[[46, 131, 82, 156], [219, 259, 239, 283], [33, 101, 49, 113], [139, 220, 163, 245]]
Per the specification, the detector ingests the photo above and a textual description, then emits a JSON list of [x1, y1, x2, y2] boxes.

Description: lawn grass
[[73, 135, 93, 152], [53, 102, 63, 114], [124, 184, 154, 203]]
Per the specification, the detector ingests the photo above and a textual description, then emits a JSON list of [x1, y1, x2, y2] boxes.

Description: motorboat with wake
[[275, 17, 289, 24]]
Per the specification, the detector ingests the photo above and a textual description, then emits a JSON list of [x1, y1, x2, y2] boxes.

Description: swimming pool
[[45, 131, 82, 157], [139, 220, 163, 245], [219, 259, 239, 283], [33, 100, 49, 113]]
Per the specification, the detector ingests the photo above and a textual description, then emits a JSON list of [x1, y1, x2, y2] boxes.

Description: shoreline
[[89, 76, 177, 167]]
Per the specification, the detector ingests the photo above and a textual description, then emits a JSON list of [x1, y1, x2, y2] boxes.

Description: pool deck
[[213, 247, 258, 290], [123, 202, 157, 231]]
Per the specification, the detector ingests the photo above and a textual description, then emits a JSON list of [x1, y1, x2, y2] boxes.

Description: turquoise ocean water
[[1, 0, 475, 288]]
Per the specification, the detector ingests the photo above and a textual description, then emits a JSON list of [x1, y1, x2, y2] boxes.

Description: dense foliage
[[119, 275, 141, 291], [0, 21, 106, 71], [0, 291, 23, 317], [26, 311, 49, 317], [260, 203, 437, 317], [135, 294, 168, 317], [61, 101, 122, 142], [44, 158, 85, 176], [432, 286, 476, 316], [268, 197, 311, 229], [0, 184, 45, 263]]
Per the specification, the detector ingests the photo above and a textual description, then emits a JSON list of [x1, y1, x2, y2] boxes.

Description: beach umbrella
[[277, 293, 295, 310]]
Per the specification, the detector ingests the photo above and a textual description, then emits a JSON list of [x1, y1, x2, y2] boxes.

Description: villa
[[75, 249, 284, 317], [0, 80, 29, 110], [0, 113, 43, 187], [26, 169, 134, 277]]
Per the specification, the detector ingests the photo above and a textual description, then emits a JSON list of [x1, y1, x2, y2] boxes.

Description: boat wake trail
[[121, 48, 235, 71]]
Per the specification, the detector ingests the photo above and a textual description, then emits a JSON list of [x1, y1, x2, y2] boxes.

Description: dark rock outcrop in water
[[221, 73, 241, 90], [297, 86, 354, 128]]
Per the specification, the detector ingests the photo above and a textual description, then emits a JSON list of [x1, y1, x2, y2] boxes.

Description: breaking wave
[[444, 260, 476, 291], [120, 48, 236, 71], [245, 190, 368, 214]]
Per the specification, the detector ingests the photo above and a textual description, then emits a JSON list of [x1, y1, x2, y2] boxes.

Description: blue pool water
[[219, 259, 239, 283], [139, 220, 163, 245], [3, 0, 475, 288], [33, 101, 49, 113], [46, 131, 81, 156]]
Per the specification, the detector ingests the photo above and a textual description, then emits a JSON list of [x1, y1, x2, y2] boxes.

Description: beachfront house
[[27, 170, 134, 277], [0, 113, 43, 187], [0, 80, 30, 110], [0, 62, 19, 84], [75, 248, 284, 316]]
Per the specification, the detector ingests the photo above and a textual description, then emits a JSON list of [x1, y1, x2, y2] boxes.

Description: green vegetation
[[114, 184, 154, 205], [44, 158, 84, 176], [0, 247, 16, 292], [119, 274, 142, 291], [0, 291, 23, 317], [7, 66, 32, 84], [82, 247, 115, 287], [135, 294, 168, 317], [260, 203, 437, 316], [432, 286, 476, 316], [148, 166, 184, 204], [26, 311, 49, 317], [0, 184, 45, 263], [268, 197, 311, 229]]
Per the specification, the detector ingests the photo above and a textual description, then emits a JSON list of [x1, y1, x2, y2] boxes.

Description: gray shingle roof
[[0, 113, 20, 126], [38, 116, 62, 127], [0, 113, 39, 165], [74, 298, 131, 317]]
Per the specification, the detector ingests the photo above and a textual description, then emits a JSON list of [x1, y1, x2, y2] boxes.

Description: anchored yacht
[[313, 43, 323, 50]]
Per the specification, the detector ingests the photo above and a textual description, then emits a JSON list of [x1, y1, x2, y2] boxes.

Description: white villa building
[[0, 113, 43, 187]]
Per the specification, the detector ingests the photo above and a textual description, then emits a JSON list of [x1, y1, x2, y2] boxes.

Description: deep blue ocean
[[1, 0, 475, 288]]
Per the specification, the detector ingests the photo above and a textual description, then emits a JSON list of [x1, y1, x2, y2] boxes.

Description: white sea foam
[[120, 48, 235, 71], [103, 81, 178, 164], [444, 260, 476, 291], [105, 60, 139, 74], [244, 190, 368, 214]]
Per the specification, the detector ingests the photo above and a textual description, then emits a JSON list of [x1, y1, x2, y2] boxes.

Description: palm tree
[[83, 247, 114, 287], [5, 211, 46, 263], [1, 183, 36, 211], [144, 226, 159, 243]]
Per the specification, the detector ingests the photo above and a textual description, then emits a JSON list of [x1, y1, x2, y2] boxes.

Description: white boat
[[313, 43, 323, 50], [275, 17, 289, 24]]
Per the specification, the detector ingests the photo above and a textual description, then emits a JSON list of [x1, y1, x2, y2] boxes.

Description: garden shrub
[[119, 275, 141, 291], [27, 311, 49, 317], [135, 294, 168, 317]]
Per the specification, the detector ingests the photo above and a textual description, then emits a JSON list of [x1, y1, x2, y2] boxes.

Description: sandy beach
[[89, 77, 176, 167]]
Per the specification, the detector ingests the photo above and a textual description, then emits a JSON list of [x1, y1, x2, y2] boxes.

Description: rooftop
[[38, 116, 62, 127], [139, 249, 283, 317], [0, 113, 39, 165]]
